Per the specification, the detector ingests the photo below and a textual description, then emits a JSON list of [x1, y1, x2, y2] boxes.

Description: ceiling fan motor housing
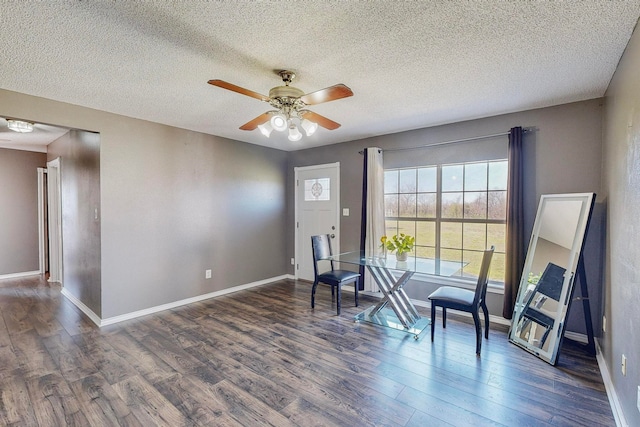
[[269, 85, 304, 100], [269, 85, 306, 111]]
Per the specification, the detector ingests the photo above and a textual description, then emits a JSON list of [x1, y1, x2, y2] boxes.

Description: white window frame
[[384, 159, 507, 292]]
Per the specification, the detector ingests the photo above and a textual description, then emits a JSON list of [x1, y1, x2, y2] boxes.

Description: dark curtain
[[503, 127, 525, 319], [358, 148, 369, 290]]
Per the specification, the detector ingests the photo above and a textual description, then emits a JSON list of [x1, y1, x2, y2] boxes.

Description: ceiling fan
[[208, 70, 353, 141]]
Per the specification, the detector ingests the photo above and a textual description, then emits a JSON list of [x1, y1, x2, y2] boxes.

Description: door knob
[[330, 234, 335, 238]]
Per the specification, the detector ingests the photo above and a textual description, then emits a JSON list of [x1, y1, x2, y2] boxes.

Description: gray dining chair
[[311, 234, 360, 315], [428, 246, 494, 354]]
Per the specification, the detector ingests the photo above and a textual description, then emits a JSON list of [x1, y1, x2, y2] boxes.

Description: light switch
[[342, 208, 350, 216]]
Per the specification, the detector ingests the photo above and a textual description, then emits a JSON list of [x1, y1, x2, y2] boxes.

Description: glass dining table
[[325, 251, 466, 339]]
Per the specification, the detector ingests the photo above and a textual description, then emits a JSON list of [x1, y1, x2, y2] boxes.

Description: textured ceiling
[[0, 118, 68, 153], [1, 1, 639, 151]]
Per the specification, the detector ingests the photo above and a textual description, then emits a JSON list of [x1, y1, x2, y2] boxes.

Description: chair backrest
[[473, 246, 495, 306], [311, 234, 334, 278], [532, 262, 566, 302]]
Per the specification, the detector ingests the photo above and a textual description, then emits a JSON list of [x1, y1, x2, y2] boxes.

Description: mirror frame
[[509, 192, 595, 365]]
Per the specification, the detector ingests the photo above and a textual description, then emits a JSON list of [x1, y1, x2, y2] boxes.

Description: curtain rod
[[358, 128, 531, 154]]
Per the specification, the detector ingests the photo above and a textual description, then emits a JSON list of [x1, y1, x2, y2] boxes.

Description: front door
[[295, 163, 340, 281]]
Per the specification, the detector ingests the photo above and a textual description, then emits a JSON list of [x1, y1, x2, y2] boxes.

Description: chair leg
[[431, 303, 436, 342], [354, 279, 359, 307], [481, 302, 490, 339], [473, 310, 482, 355], [336, 285, 341, 315], [311, 280, 318, 308], [442, 307, 447, 328]]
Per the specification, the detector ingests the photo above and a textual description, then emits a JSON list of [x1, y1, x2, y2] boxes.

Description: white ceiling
[[1, 1, 639, 152]]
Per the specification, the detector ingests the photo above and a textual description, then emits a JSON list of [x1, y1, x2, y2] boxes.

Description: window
[[384, 160, 507, 284], [304, 178, 330, 201]]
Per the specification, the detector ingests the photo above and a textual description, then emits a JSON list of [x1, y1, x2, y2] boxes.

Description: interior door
[[295, 163, 340, 281]]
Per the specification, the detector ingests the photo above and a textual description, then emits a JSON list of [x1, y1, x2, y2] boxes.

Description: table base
[[355, 306, 430, 339]]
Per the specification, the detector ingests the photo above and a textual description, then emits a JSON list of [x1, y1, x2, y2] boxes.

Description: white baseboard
[[563, 330, 589, 344], [61, 288, 102, 326], [0, 270, 41, 280], [98, 274, 294, 327], [595, 339, 628, 427]]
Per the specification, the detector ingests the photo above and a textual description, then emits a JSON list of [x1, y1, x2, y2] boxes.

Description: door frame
[[294, 162, 340, 280], [47, 157, 63, 284], [37, 167, 47, 274]]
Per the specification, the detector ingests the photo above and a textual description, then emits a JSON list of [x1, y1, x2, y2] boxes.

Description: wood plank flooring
[[0, 275, 615, 426]]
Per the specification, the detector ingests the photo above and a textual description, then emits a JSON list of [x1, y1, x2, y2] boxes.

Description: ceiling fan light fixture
[[301, 118, 318, 136], [7, 119, 34, 133], [257, 121, 273, 137], [288, 124, 302, 142], [209, 71, 353, 141], [270, 113, 288, 132]]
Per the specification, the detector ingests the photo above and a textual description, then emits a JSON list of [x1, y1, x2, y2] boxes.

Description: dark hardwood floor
[[0, 275, 615, 426]]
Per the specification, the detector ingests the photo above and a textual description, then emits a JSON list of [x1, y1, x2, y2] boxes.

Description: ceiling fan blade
[[299, 84, 353, 105], [208, 80, 270, 102], [301, 110, 341, 130], [239, 112, 271, 131]]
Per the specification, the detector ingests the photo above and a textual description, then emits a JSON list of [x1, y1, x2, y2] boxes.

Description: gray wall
[[48, 130, 102, 317], [0, 89, 289, 319], [0, 90, 606, 334], [288, 98, 604, 331], [0, 148, 47, 275], [602, 21, 640, 427], [100, 123, 288, 318]]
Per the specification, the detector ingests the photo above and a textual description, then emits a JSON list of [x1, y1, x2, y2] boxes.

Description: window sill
[[410, 273, 505, 295]]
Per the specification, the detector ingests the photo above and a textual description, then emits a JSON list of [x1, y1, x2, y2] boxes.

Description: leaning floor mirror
[[509, 193, 595, 365]]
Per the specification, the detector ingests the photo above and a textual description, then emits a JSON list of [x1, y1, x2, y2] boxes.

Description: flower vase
[[396, 252, 408, 262]]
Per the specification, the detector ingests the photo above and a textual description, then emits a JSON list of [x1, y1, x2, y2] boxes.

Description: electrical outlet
[[602, 315, 606, 333], [205, 269, 212, 279], [622, 354, 627, 376], [290, 258, 295, 266]]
